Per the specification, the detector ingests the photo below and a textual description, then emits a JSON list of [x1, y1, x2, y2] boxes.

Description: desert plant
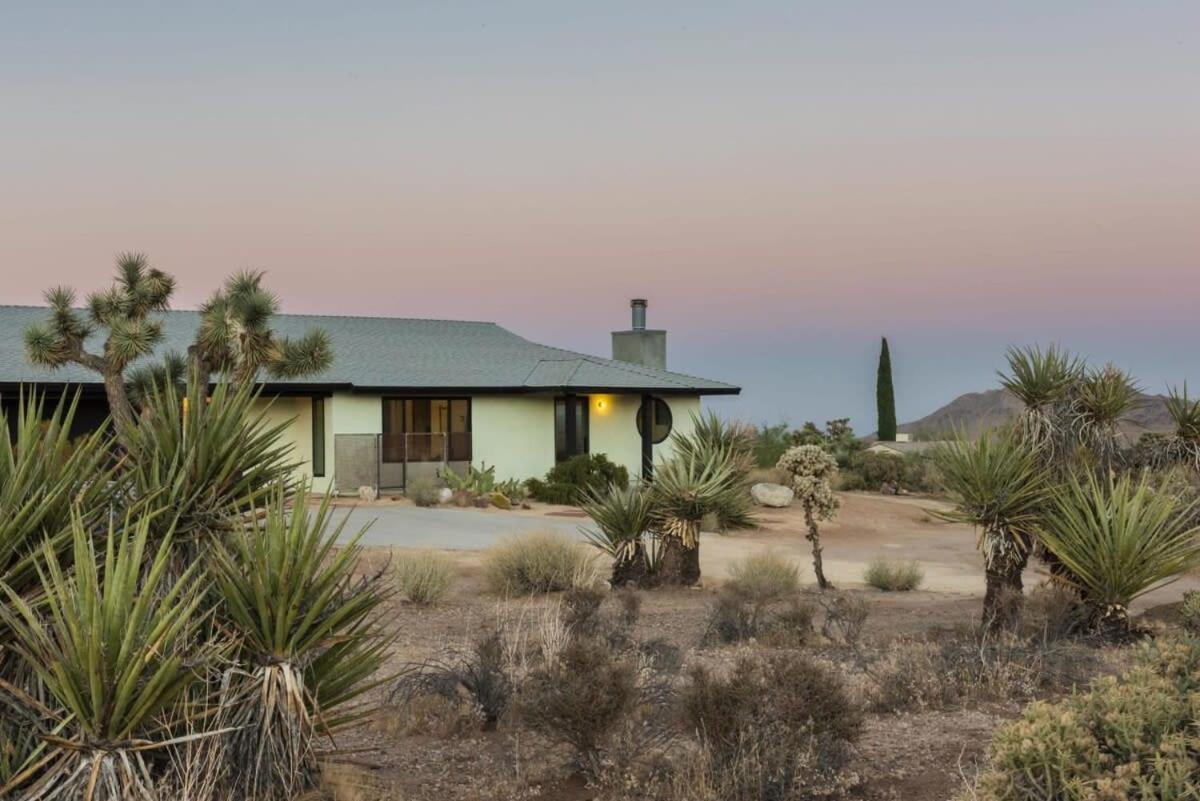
[[1036, 471, 1200, 637], [441, 462, 497, 496], [1067, 363, 1139, 467], [1151, 384, 1200, 470], [818, 593, 870, 646], [973, 636, 1200, 800], [877, 336, 897, 441], [752, 422, 792, 468], [123, 375, 298, 546], [997, 344, 1082, 456], [649, 444, 739, 586], [727, 551, 801, 598], [23, 252, 174, 440], [525, 453, 629, 505], [521, 637, 640, 779], [406, 475, 442, 507], [933, 429, 1049, 629], [670, 412, 759, 530], [777, 445, 840, 589], [483, 530, 599, 595], [208, 482, 391, 801], [579, 484, 657, 586], [0, 511, 206, 801], [190, 270, 332, 385], [862, 559, 924, 592], [392, 629, 515, 731], [1182, 591, 1200, 634], [393, 550, 456, 605]]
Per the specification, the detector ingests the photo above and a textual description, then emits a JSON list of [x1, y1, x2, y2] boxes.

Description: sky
[[2, 2, 1197, 432]]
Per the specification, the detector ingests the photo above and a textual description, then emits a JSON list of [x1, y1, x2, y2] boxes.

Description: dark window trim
[[311, 397, 326, 477]]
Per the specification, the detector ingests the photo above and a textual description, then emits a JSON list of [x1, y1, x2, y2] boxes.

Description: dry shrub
[[1181, 590, 1200, 634], [972, 636, 1200, 800], [392, 629, 514, 731], [484, 530, 599, 595], [706, 553, 813, 645], [297, 762, 399, 801], [406, 475, 442, 507], [819, 593, 869, 646], [393, 549, 456, 605], [727, 551, 802, 598], [679, 652, 862, 800], [862, 558, 924, 592], [374, 694, 482, 738]]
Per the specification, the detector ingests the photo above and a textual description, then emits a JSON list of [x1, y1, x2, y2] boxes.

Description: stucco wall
[[470, 395, 556, 481], [253, 395, 334, 494], [588, 393, 701, 481]]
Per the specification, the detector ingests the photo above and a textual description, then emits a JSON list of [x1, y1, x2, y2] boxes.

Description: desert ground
[[321, 493, 1197, 801]]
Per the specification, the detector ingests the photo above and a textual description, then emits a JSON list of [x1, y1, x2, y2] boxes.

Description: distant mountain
[[893, 389, 1175, 441]]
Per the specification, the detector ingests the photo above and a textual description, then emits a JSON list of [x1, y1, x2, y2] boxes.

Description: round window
[[636, 397, 673, 444]]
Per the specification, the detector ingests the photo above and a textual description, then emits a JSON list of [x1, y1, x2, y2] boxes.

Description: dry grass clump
[[706, 553, 814, 646], [862, 558, 924, 591], [393, 549, 456, 605], [406, 475, 442, 507], [483, 530, 599, 595], [1181, 590, 1200, 634], [819, 593, 870, 647], [727, 551, 802, 597]]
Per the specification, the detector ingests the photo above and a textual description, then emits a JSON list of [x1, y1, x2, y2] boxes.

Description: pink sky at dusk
[[2, 2, 1198, 429]]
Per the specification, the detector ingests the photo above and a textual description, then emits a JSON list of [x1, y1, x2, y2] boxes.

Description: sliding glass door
[[382, 397, 471, 462]]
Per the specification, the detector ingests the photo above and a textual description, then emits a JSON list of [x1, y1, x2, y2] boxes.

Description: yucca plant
[[0, 510, 206, 801], [998, 344, 1082, 457], [579, 483, 658, 586], [1152, 384, 1200, 470], [1067, 364, 1139, 469], [123, 373, 297, 548], [933, 429, 1050, 629], [208, 481, 391, 801], [670, 412, 758, 530], [649, 445, 739, 586], [1037, 472, 1200, 637]]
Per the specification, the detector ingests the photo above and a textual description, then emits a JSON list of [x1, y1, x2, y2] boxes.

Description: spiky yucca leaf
[[123, 374, 297, 544], [579, 484, 656, 562], [0, 511, 205, 801], [1037, 472, 1200, 630], [1068, 364, 1139, 465], [669, 412, 758, 530], [650, 444, 739, 549], [208, 482, 391, 801], [998, 344, 1082, 454], [1151, 385, 1200, 470], [932, 429, 1050, 574]]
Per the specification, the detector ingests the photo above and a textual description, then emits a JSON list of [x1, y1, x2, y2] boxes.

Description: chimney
[[611, 298, 666, 370]]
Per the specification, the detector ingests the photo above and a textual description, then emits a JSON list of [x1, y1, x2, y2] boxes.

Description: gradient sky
[[3, 2, 1198, 431]]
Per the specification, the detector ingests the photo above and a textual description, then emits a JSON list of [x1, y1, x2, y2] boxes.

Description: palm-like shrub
[[777, 445, 840, 589], [933, 429, 1049, 628], [208, 482, 391, 801], [1036, 472, 1200, 636], [997, 344, 1081, 457], [670, 412, 758, 530], [579, 484, 658, 586], [0, 511, 205, 801], [1066, 364, 1139, 468], [649, 445, 738, 586], [1151, 384, 1200, 470], [124, 375, 297, 546]]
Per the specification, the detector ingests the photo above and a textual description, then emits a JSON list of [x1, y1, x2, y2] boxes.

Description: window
[[382, 398, 471, 463], [554, 395, 589, 462], [637, 396, 672, 444], [311, 397, 326, 477]]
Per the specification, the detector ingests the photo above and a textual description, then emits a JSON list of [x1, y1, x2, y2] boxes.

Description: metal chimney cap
[[630, 298, 647, 330]]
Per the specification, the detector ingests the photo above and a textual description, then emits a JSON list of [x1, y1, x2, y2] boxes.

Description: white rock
[[751, 482, 794, 508], [437, 487, 454, 504], [358, 485, 378, 502]]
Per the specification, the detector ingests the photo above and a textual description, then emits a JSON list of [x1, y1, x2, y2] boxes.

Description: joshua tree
[[777, 444, 839, 589], [191, 270, 332, 386], [1152, 384, 1200, 470], [24, 253, 174, 442], [649, 444, 738, 586], [933, 429, 1049, 629], [876, 337, 897, 441], [997, 344, 1082, 459], [1067, 363, 1139, 470]]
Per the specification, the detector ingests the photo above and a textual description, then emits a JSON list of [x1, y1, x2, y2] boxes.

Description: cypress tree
[[877, 337, 897, 441]]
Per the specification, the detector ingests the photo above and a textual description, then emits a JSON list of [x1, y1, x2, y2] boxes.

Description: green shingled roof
[[0, 306, 738, 395]]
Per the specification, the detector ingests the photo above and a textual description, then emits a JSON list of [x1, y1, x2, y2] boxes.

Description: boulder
[[437, 487, 454, 504], [751, 482, 794, 508], [490, 492, 512, 510], [357, 485, 378, 502]]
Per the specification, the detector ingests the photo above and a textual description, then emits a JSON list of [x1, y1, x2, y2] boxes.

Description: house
[[866, 439, 943, 457], [0, 299, 738, 493]]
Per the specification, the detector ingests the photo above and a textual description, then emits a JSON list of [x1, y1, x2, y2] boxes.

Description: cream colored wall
[[253, 395, 334, 494], [588, 393, 702, 481], [470, 395, 556, 481], [330, 391, 382, 435]]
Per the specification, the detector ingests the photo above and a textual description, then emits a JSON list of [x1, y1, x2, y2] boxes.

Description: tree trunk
[[658, 538, 700, 586], [804, 503, 833, 590], [103, 369, 137, 448], [610, 544, 649, 588], [982, 566, 1023, 631]]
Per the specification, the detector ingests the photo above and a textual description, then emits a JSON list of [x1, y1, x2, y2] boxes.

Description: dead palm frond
[[208, 482, 391, 801], [0, 510, 206, 801], [1037, 472, 1200, 635]]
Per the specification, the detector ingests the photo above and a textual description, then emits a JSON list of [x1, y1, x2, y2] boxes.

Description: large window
[[636, 396, 673, 444], [382, 398, 471, 463], [311, 397, 326, 477], [554, 396, 589, 463]]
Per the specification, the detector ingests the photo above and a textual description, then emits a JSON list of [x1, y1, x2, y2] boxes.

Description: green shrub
[[862, 558, 924, 591], [707, 552, 813, 644], [727, 551, 802, 598], [406, 476, 442, 507], [1182, 591, 1200, 634], [393, 550, 456, 605], [525, 453, 629, 505], [483, 530, 599, 594], [974, 636, 1200, 800]]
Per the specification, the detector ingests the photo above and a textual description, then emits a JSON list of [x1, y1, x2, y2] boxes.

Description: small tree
[[777, 445, 839, 589], [24, 253, 174, 441], [876, 337, 897, 442]]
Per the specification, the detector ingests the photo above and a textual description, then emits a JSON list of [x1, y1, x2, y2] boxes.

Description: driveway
[[327, 503, 586, 550]]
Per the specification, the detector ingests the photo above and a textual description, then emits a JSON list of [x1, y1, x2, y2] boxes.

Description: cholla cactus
[[778, 445, 840, 589]]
